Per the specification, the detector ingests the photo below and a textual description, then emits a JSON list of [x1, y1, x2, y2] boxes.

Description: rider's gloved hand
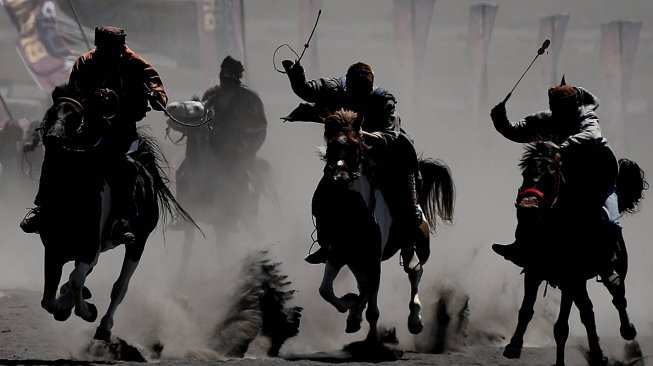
[[282, 60, 304, 79], [490, 101, 508, 123]]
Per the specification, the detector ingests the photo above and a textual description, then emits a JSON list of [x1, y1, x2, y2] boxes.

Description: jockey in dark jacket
[[20, 26, 168, 244], [490, 77, 623, 280], [282, 60, 427, 270]]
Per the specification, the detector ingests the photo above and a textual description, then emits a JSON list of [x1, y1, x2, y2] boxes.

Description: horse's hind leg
[[553, 289, 573, 366], [402, 248, 424, 334], [575, 283, 608, 366], [603, 278, 636, 340], [504, 271, 543, 359], [177, 227, 196, 285], [95, 245, 142, 342]]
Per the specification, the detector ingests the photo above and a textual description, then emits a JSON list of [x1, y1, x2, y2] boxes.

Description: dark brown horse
[[314, 110, 455, 343], [500, 141, 647, 366], [36, 84, 192, 342]]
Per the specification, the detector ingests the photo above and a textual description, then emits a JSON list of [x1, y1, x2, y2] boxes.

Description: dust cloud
[[1, 0, 652, 361]]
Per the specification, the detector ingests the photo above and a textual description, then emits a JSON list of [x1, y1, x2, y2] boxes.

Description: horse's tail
[[418, 157, 455, 233], [617, 158, 648, 215], [136, 127, 197, 228]]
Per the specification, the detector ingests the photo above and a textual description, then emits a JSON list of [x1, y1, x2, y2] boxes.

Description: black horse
[[314, 110, 455, 343], [36, 84, 192, 342], [500, 141, 647, 366]]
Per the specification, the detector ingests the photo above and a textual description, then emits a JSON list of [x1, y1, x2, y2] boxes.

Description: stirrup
[[20, 207, 42, 234]]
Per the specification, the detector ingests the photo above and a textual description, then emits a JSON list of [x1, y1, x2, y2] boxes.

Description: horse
[[165, 100, 279, 282], [499, 141, 647, 366], [314, 110, 455, 344], [35, 84, 193, 342], [0, 117, 25, 196]]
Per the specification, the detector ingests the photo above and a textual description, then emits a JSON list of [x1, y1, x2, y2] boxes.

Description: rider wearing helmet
[[282, 59, 427, 270], [20, 26, 168, 244]]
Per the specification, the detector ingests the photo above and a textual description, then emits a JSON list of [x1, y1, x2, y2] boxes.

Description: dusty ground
[[1, 288, 644, 366]]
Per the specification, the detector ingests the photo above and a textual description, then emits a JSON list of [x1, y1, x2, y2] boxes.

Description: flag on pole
[[600, 20, 642, 154], [536, 14, 569, 88], [217, 0, 247, 83], [466, 3, 498, 121], [299, 0, 323, 79], [196, 0, 221, 89], [600, 20, 642, 114], [393, 0, 436, 112], [1, 0, 77, 93]]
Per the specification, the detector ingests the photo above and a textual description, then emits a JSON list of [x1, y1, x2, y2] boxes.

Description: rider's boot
[[492, 241, 527, 267], [305, 244, 328, 264], [20, 206, 44, 234]]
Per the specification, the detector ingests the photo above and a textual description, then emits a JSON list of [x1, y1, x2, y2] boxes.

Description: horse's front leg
[[402, 248, 424, 334], [95, 246, 142, 342], [553, 288, 573, 366], [41, 253, 71, 320], [504, 269, 544, 359], [319, 262, 359, 313], [574, 282, 608, 366], [358, 266, 380, 342], [69, 261, 98, 323]]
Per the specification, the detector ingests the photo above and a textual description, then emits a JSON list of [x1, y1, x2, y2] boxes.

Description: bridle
[[517, 157, 563, 209], [324, 124, 365, 184]]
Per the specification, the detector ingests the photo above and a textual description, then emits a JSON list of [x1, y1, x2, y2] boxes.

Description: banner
[[466, 3, 497, 120], [1, 0, 77, 93], [536, 14, 569, 88], [600, 20, 642, 154], [600, 20, 642, 114], [394, 0, 436, 111], [217, 0, 247, 83], [299, 0, 323, 79], [196, 0, 221, 89]]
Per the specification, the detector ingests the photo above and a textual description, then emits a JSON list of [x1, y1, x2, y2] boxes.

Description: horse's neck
[[348, 169, 374, 210]]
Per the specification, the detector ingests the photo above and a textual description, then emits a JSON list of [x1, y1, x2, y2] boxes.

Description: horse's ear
[[353, 112, 364, 131]]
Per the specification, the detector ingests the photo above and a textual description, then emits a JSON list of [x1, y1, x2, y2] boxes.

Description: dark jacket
[[69, 47, 168, 142], [202, 83, 267, 162], [287, 74, 401, 150]]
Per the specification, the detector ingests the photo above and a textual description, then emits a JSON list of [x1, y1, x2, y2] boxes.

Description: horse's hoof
[[93, 327, 112, 342], [340, 293, 359, 312], [76, 302, 98, 323], [346, 317, 362, 334], [503, 343, 522, 359], [620, 322, 637, 341], [59, 283, 92, 299], [53, 307, 72, 322], [407, 315, 423, 334]]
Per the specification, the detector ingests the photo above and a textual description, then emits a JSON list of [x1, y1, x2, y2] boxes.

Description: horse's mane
[[323, 109, 359, 140], [519, 142, 558, 171]]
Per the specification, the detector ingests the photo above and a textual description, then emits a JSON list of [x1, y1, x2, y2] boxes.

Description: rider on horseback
[[490, 76, 622, 282], [281, 60, 427, 269], [20, 26, 168, 244]]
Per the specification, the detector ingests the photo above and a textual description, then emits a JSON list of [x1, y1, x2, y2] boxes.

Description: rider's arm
[[491, 102, 547, 143], [283, 61, 338, 103], [364, 97, 401, 149], [136, 54, 168, 110]]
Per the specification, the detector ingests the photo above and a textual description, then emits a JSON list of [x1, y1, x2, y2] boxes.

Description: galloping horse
[[500, 141, 647, 366], [36, 84, 192, 342], [314, 110, 455, 343], [165, 100, 278, 281]]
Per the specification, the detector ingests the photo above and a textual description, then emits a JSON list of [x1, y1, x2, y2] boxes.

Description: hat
[[94, 26, 126, 48], [346, 62, 374, 83], [548, 75, 578, 102], [220, 56, 244, 78]]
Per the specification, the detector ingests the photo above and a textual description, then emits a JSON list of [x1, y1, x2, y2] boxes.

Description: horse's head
[[42, 84, 117, 152], [517, 141, 563, 212], [322, 109, 364, 185]]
